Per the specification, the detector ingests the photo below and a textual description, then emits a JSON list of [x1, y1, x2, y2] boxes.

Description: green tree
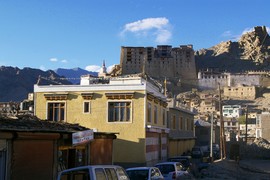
[[238, 115, 246, 124]]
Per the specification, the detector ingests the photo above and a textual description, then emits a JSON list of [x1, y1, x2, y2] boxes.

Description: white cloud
[[267, 27, 270, 34], [222, 30, 232, 37], [241, 27, 254, 35], [240, 26, 270, 38], [107, 64, 116, 72], [221, 26, 270, 42], [50, 58, 58, 62], [121, 17, 172, 44], [123, 17, 169, 32], [39, 65, 46, 71], [237, 26, 270, 40], [155, 29, 172, 44], [85, 64, 117, 73], [61, 59, 68, 63], [85, 65, 101, 72]]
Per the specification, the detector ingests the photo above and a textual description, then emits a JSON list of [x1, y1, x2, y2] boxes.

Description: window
[[162, 109, 166, 125], [147, 103, 152, 122], [83, 101, 91, 113], [171, 115, 176, 129], [60, 169, 89, 180], [179, 117, 183, 130], [108, 102, 131, 122], [187, 118, 190, 130], [154, 106, 158, 124], [47, 102, 65, 122], [256, 129, 261, 138], [184, 118, 188, 130], [105, 168, 118, 179], [95, 168, 107, 179], [256, 116, 261, 127]]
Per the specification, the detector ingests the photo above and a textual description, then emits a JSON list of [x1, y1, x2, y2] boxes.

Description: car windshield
[[156, 164, 175, 174], [126, 169, 149, 180]]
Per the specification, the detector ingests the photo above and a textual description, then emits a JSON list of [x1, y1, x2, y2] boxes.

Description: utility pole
[[245, 105, 249, 144], [210, 113, 213, 162], [218, 83, 226, 159]]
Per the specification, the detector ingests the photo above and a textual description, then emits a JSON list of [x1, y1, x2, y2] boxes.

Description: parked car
[[126, 166, 164, 180], [208, 143, 220, 159], [155, 162, 190, 180], [57, 165, 130, 180], [191, 146, 204, 159], [167, 156, 192, 171]]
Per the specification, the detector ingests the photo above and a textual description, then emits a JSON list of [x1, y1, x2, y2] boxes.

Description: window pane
[[108, 102, 131, 122], [126, 107, 130, 121], [120, 107, 125, 121], [84, 102, 90, 113], [95, 168, 107, 180], [60, 108, 65, 121], [115, 107, 119, 121], [54, 108, 59, 121], [47, 102, 65, 122], [48, 104, 53, 120], [148, 103, 151, 122], [105, 168, 118, 180]]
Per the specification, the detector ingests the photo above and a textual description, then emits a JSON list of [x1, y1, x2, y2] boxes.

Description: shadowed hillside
[[0, 66, 72, 102]]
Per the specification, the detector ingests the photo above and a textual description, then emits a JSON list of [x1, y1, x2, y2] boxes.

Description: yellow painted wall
[[35, 90, 149, 163], [145, 99, 167, 129], [168, 139, 195, 157]]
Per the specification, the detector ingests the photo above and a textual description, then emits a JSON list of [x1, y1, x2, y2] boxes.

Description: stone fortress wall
[[120, 45, 197, 83]]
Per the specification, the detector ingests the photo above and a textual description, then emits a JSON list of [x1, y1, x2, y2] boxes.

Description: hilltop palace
[[108, 45, 270, 95]]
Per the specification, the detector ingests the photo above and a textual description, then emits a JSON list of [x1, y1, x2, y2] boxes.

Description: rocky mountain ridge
[[195, 26, 270, 72], [54, 67, 98, 84], [0, 66, 72, 102]]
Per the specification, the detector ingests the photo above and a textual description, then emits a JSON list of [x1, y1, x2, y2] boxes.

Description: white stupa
[[98, 60, 107, 78]]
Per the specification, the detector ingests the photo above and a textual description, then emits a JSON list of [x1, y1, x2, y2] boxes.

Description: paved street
[[196, 159, 270, 179]]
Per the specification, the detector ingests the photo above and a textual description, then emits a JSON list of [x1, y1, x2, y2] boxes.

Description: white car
[[155, 162, 190, 180], [126, 167, 164, 180], [57, 165, 130, 180]]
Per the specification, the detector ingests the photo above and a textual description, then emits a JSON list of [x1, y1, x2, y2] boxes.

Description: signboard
[[72, 130, 94, 146]]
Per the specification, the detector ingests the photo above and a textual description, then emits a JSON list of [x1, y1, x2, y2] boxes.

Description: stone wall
[[120, 45, 197, 84]]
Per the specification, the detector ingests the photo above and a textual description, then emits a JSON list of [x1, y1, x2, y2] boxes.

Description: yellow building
[[34, 76, 169, 167], [223, 85, 257, 100], [167, 99, 196, 157]]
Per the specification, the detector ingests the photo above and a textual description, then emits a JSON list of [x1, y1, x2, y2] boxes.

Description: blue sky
[[0, 0, 269, 72]]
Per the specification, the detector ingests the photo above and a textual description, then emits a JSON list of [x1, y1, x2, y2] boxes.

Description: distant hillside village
[[1, 26, 270, 179]]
